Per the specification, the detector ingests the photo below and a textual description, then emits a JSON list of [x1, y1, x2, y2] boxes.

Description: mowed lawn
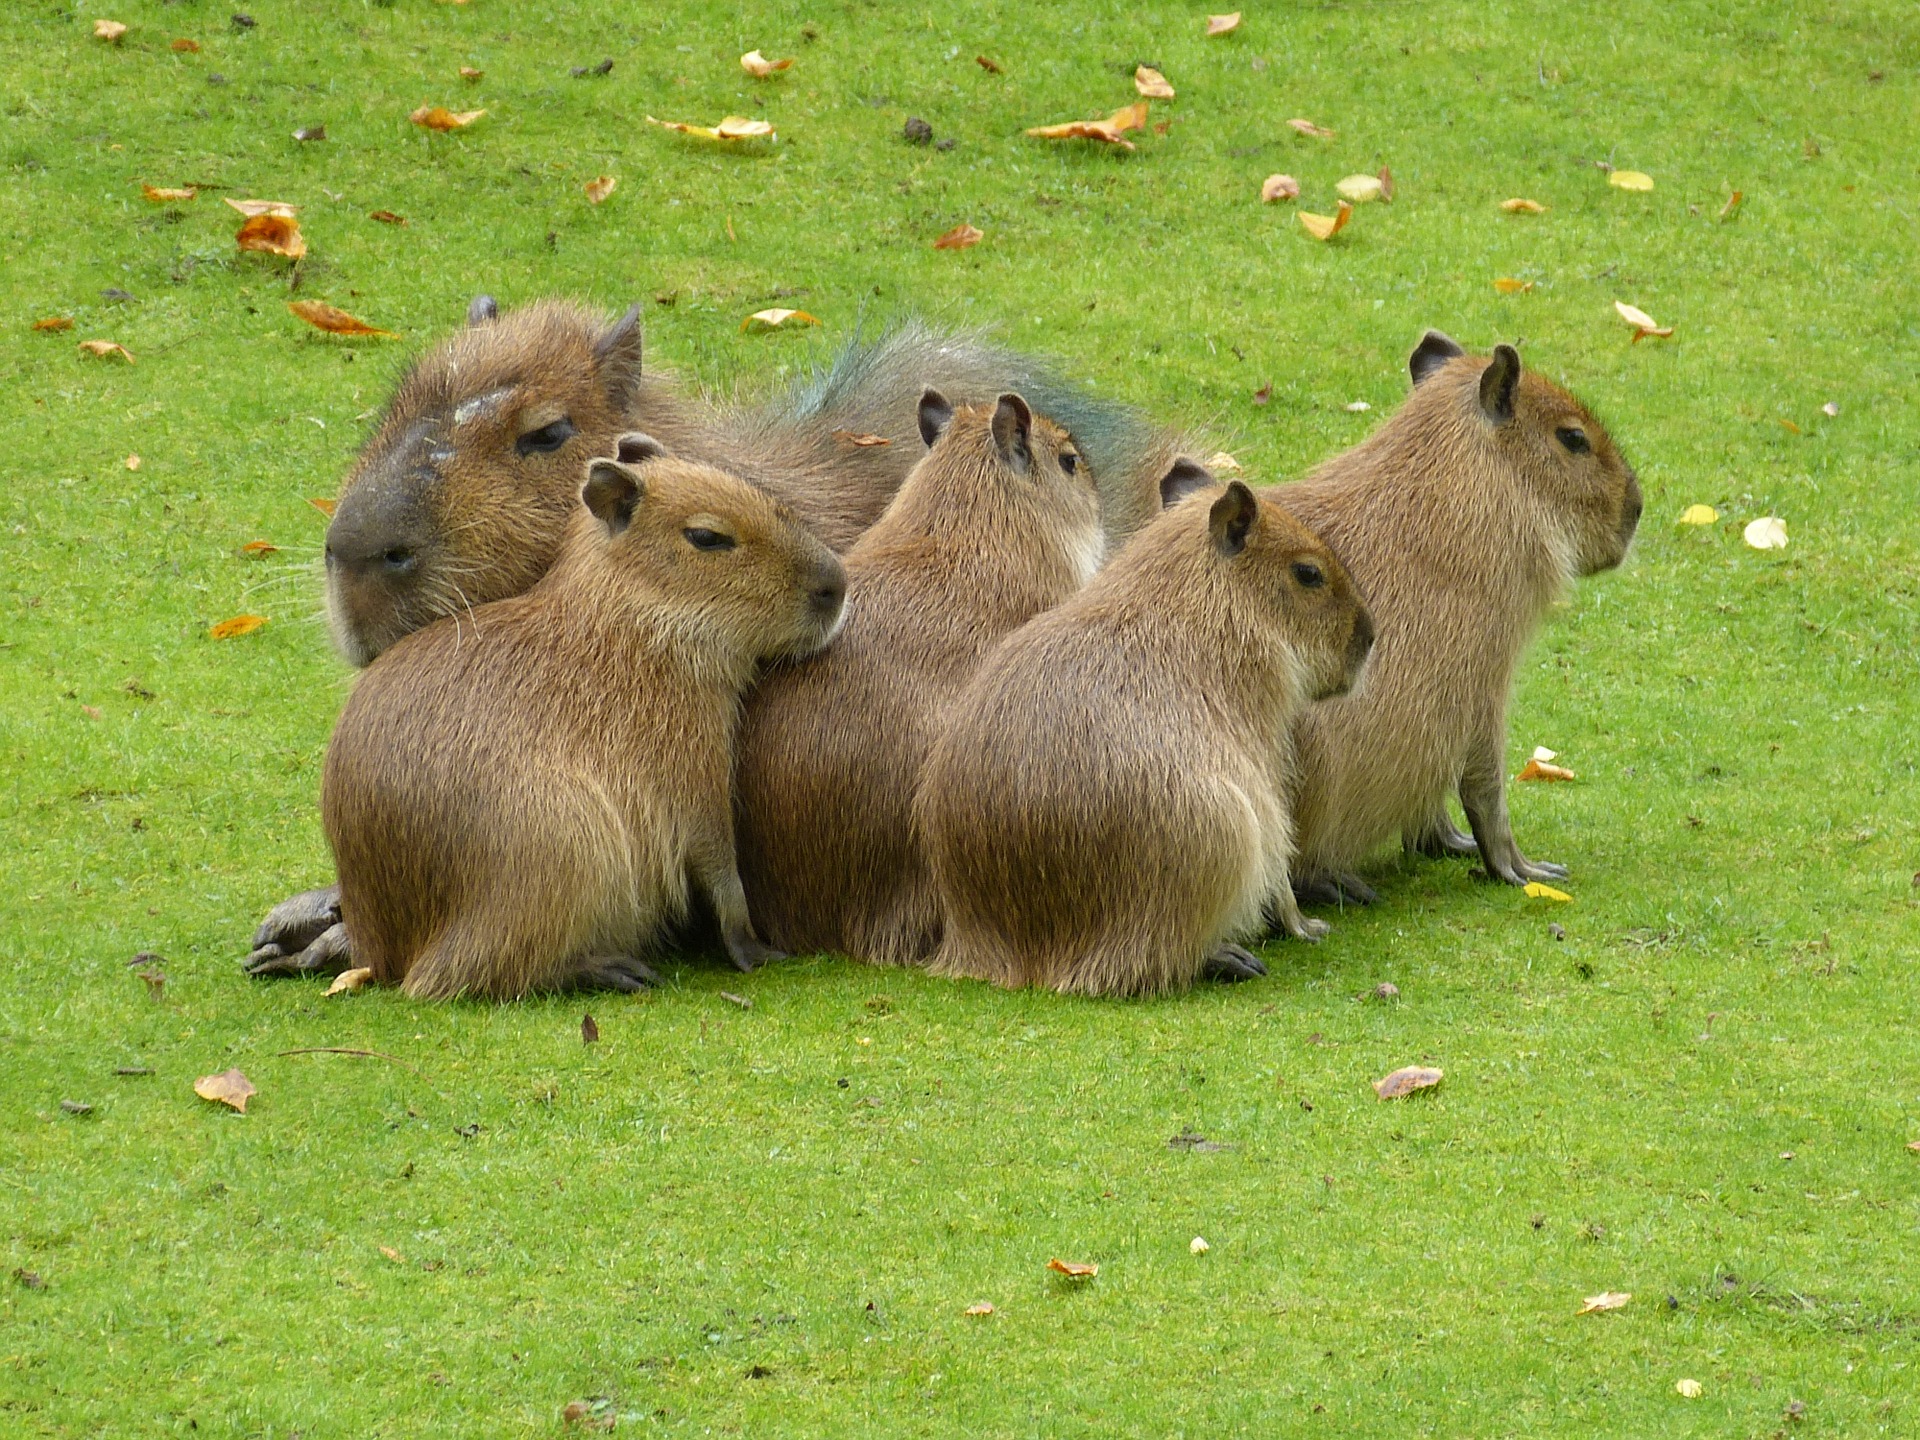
[[3, 2, 1916, 1434]]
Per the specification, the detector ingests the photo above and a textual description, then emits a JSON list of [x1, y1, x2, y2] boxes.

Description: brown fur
[[734, 391, 1106, 967], [919, 483, 1374, 998], [321, 445, 845, 1001], [1276, 333, 1643, 894]]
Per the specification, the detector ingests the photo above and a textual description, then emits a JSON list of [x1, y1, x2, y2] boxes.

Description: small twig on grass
[[276, 1047, 426, 1076]]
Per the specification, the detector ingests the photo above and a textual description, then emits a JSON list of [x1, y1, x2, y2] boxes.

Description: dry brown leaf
[[1608, 170, 1654, 191], [1578, 1291, 1631, 1314], [584, 175, 617, 204], [1493, 277, 1535, 294], [208, 614, 266, 639], [238, 540, 279, 556], [740, 308, 820, 333], [142, 184, 198, 202], [33, 316, 74, 332], [171, 37, 200, 53], [94, 19, 128, 42], [963, 1301, 995, 1316], [194, 1068, 255, 1113], [410, 105, 486, 131], [1288, 117, 1335, 139], [1719, 190, 1743, 221], [835, 431, 893, 447], [289, 300, 395, 337], [1614, 299, 1674, 342], [1261, 173, 1300, 203], [1047, 1258, 1098, 1278], [368, 209, 408, 225], [1907, 1140, 1920, 1154], [581, 1013, 599, 1044], [647, 114, 776, 142], [1378, 165, 1396, 202], [1372, 1065, 1443, 1099], [1027, 102, 1149, 151], [224, 198, 300, 217], [138, 967, 165, 998], [308, 497, 338, 517], [1298, 201, 1353, 241], [124, 454, 141, 471], [236, 214, 306, 259], [933, 223, 983, 250], [81, 704, 103, 721], [741, 50, 794, 78], [1135, 65, 1174, 99], [459, 66, 483, 80], [1501, 197, 1547, 214], [325, 966, 373, 996], [1206, 12, 1242, 35], [976, 55, 1002, 74], [78, 339, 135, 363]]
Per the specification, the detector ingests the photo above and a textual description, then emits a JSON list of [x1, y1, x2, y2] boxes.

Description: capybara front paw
[[577, 955, 664, 993], [244, 921, 353, 978]]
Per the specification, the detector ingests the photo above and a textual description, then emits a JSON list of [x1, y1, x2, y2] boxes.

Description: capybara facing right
[[919, 480, 1375, 998]]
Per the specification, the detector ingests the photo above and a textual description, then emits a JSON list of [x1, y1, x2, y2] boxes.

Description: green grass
[[4, 1, 1918, 1434]]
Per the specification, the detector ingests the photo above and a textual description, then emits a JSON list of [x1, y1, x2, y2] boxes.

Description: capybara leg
[[1460, 742, 1569, 885], [1269, 886, 1331, 942], [696, 852, 787, 972], [245, 921, 353, 978], [1328, 871, 1379, 905], [244, 885, 349, 977], [1201, 943, 1269, 983], [574, 954, 664, 993], [1403, 811, 1480, 859], [1292, 873, 1347, 908]]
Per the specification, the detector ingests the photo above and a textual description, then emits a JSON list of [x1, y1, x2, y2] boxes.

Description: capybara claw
[[1202, 944, 1268, 983]]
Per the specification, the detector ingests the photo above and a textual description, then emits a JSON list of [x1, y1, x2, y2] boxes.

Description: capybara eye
[[1555, 426, 1591, 455], [1291, 561, 1326, 589], [514, 418, 577, 456], [1059, 450, 1080, 476], [683, 527, 737, 553]]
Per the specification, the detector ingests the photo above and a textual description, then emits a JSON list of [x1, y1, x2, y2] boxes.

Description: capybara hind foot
[[244, 885, 349, 977], [724, 934, 786, 972], [1202, 944, 1269, 983], [1293, 871, 1379, 908], [575, 955, 664, 993], [1404, 813, 1479, 860]]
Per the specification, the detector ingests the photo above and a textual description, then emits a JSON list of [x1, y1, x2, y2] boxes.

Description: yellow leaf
[[78, 339, 134, 362], [963, 1301, 995, 1316], [1614, 299, 1673, 341], [1493, 277, 1534, 294], [933, 223, 983, 250], [1205, 12, 1241, 35], [1523, 882, 1573, 902], [209, 614, 267, 639], [1608, 170, 1654, 191], [1298, 201, 1352, 241], [647, 114, 776, 142], [235, 214, 306, 259], [740, 50, 794, 78], [325, 966, 374, 996], [1207, 451, 1242, 474], [1190, 1236, 1211, 1254], [1047, 1258, 1098, 1278], [142, 184, 198, 202], [459, 66, 483, 80], [1372, 1066, 1443, 1099], [1134, 65, 1175, 99], [1288, 117, 1335, 138], [224, 198, 300, 218], [1026, 102, 1149, 151], [1676, 1379, 1704, 1399], [379, 1245, 404, 1263], [124, 454, 141, 471], [1260, 173, 1300, 203], [1517, 758, 1576, 782], [193, 1068, 255, 1113], [1743, 516, 1788, 551], [94, 19, 128, 42], [1577, 1291, 1631, 1314], [1336, 173, 1384, 203], [584, 175, 617, 204], [740, 309, 821, 333], [1679, 504, 1719, 526], [1501, 197, 1547, 214], [289, 300, 396, 337], [410, 105, 486, 131], [1777, 417, 1801, 435]]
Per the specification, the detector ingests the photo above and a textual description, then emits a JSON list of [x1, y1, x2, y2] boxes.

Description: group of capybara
[[243, 299, 1643, 1000]]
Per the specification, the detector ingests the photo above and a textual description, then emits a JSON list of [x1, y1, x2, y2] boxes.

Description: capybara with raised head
[[318, 439, 845, 1001], [735, 388, 1133, 968], [918, 479, 1374, 998], [1278, 331, 1643, 903]]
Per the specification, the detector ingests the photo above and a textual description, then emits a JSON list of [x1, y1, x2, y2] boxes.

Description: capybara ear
[[990, 392, 1033, 470], [594, 303, 646, 405], [918, 388, 955, 448], [1158, 457, 1216, 508], [614, 432, 669, 465], [582, 459, 646, 537], [1208, 480, 1258, 557], [1479, 343, 1521, 424], [1408, 329, 1465, 386], [467, 294, 499, 327]]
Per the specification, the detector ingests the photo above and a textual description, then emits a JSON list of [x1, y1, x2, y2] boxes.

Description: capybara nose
[[326, 489, 429, 584], [812, 571, 846, 618], [1349, 607, 1376, 669], [1621, 471, 1645, 537]]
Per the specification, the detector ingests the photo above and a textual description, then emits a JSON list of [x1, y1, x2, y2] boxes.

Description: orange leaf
[[94, 19, 128, 42], [1372, 1065, 1443, 1099], [289, 300, 396, 337], [368, 209, 408, 225], [1501, 197, 1547, 214], [78, 339, 135, 362], [583, 175, 618, 204], [33, 316, 73, 332], [1298, 200, 1353, 241], [171, 37, 200, 53], [1047, 1258, 1098, 1278], [740, 308, 821, 333], [975, 54, 1002, 74], [933, 223, 983, 250], [410, 105, 486, 131], [209, 615, 267, 639], [1205, 12, 1241, 35], [1516, 758, 1576, 782], [1260, 173, 1300, 202], [238, 540, 279, 557], [142, 184, 198, 202], [1134, 65, 1174, 99], [459, 65, 483, 80], [1493, 277, 1535, 294], [1026, 102, 1148, 151], [1288, 117, 1335, 139], [224, 198, 300, 217], [647, 114, 776, 142], [963, 1301, 995, 1316], [308, 497, 338, 518], [835, 431, 892, 447], [1719, 190, 1743, 221], [236, 214, 307, 259], [741, 50, 794, 78], [193, 1068, 255, 1112], [1578, 1291, 1631, 1315]]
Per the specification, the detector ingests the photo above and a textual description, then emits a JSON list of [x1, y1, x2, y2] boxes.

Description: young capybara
[[1277, 331, 1643, 903], [318, 439, 845, 1000], [918, 480, 1374, 998], [734, 389, 1135, 968]]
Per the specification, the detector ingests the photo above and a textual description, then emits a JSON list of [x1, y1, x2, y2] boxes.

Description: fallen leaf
[[308, 497, 338, 517], [1206, 12, 1242, 35], [647, 114, 776, 142], [1675, 1378, 1703, 1398], [1608, 169, 1654, 191], [236, 213, 306, 259], [1298, 200, 1353, 241], [1026, 102, 1149, 151], [1377, 165, 1395, 202], [171, 37, 200, 52], [289, 300, 396, 337], [61, 1100, 93, 1116], [1190, 1236, 1210, 1254], [1135, 65, 1174, 99], [1907, 1140, 1920, 1154], [563, 1400, 616, 1432], [1531, 745, 1559, 762], [1820, 401, 1839, 418], [1493, 277, 1535, 294], [1743, 516, 1788, 550], [1372, 1066, 1443, 1099], [1777, 417, 1801, 435], [33, 316, 74, 332], [740, 50, 794, 78], [1370, 981, 1400, 1000], [238, 539, 279, 556], [582, 1013, 599, 1044], [1207, 451, 1242, 473], [325, 967, 373, 996], [1252, 383, 1272, 405], [1719, 190, 1743, 220], [1345, 400, 1371, 413], [1577, 1291, 1631, 1314], [81, 705, 103, 721], [368, 209, 408, 225], [1288, 118, 1336, 139], [834, 431, 893, 447], [124, 454, 141, 471], [142, 184, 198, 202], [1047, 1258, 1098, 1278], [1679, 504, 1719, 525], [293, 124, 327, 142], [1336, 173, 1384, 204], [719, 991, 752, 1009], [1517, 758, 1576, 782], [193, 1068, 255, 1113], [208, 614, 267, 639], [933, 222, 983, 250], [583, 175, 617, 204], [94, 19, 128, 42], [1523, 882, 1573, 902], [78, 340, 135, 362], [411, 105, 486, 131], [1260, 173, 1300, 202], [13, 1269, 46, 1290], [138, 968, 165, 998], [1614, 300, 1673, 341], [459, 66, 483, 80], [963, 1301, 995, 1316], [1501, 197, 1547, 214], [379, 1245, 404, 1263], [740, 308, 821, 333], [224, 198, 300, 217], [975, 55, 1001, 74]]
